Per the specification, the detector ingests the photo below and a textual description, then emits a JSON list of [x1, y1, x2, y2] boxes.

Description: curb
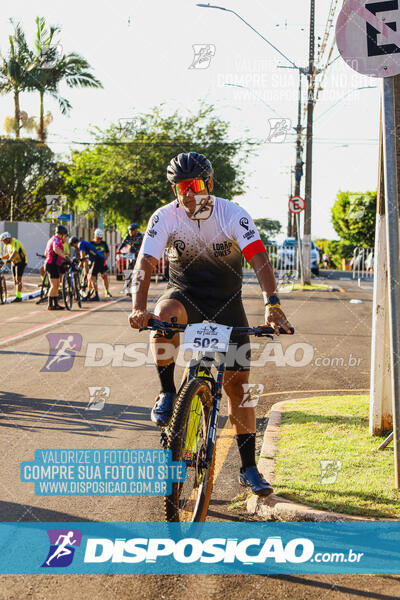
[[5, 290, 41, 304], [247, 399, 388, 522]]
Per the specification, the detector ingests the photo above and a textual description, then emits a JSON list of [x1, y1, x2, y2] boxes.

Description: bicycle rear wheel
[[74, 272, 82, 308], [62, 273, 73, 310], [0, 275, 7, 304], [164, 377, 215, 523], [37, 273, 50, 304]]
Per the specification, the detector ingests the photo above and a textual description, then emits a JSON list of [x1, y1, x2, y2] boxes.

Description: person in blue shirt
[[69, 236, 104, 302]]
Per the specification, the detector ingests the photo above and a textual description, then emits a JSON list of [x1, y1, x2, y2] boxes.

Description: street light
[[223, 83, 283, 117], [198, 4, 307, 237], [315, 86, 378, 122], [196, 4, 299, 69]]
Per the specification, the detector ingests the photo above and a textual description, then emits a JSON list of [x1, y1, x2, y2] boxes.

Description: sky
[[0, 0, 381, 240]]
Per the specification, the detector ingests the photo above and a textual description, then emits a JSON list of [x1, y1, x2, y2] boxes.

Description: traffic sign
[[336, 0, 400, 77], [58, 214, 72, 222], [289, 195, 305, 214]]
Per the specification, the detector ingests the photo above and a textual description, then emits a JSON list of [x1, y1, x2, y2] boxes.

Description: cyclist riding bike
[[129, 152, 293, 496], [0, 232, 27, 303], [92, 228, 112, 297], [118, 223, 143, 270], [44, 224, 71, 310], [69, 236, 105, 302]]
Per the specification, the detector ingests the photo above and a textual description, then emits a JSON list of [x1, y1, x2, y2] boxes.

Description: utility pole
[[303, 0, 315, 284], [293, 69, 304, 238]]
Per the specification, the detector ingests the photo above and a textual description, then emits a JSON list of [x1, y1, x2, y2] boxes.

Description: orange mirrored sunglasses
[[172, 179, 206, 195]]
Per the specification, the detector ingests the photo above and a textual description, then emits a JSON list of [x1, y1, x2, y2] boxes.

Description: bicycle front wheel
[[62, 273, 73, 310], [0, 275, 7, 304], [164, 377, 215, 523], [39, 273, 50, 303], [73, 272, 82, 308]]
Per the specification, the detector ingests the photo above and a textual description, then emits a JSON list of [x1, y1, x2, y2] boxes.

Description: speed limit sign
[[289, 195, 305, 214]]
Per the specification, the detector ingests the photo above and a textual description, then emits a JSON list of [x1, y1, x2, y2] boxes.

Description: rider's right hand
[[128, 309, 156, 329]]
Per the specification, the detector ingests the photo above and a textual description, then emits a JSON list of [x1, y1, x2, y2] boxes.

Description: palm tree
[[0, 20, 35, 138], [29, 17, 103, 141]]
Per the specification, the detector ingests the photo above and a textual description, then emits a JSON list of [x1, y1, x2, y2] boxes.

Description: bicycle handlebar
[[143, 318, 294, 337]]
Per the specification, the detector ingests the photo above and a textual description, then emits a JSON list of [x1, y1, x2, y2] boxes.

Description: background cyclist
[[118, 223, 143, 270], [44, 224, 70, 310], [69, 236, 104, 302], [128, 152, 293, 497], [0, 231, 27, 303], [92, 228, 112, 297]]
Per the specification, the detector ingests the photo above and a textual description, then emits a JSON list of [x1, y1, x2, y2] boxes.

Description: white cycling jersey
[[141, 196, 265, 302]]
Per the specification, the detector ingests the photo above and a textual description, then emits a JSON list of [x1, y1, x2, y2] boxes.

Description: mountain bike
[[0, 260, 9, 304], [62, 258, 82, 310], [121, 252, 137, 295], [79, 266, 94, 300], [36, 253, 50, 305], [141, 318, 294, 523]]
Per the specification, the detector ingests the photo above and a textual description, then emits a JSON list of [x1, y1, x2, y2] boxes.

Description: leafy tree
[[28, 17, 103, 141], [254, 218, 282, 246], [326, 239, 355, 270], [331, 190, 376, 247], [314, 238, 329, 255], [0, 20, 35, 139], [0, 138, 63, 221], [64, 104, 258, 231]]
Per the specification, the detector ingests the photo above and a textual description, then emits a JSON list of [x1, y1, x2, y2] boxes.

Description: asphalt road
[[1, 274, 399, 599]]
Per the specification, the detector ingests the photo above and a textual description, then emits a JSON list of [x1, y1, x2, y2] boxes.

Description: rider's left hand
[[265, 306, 293, 335]]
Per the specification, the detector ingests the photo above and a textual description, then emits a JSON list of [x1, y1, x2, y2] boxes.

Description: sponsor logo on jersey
[[239, 217, 249, 230], [243, 230, 255, 241], [147, 229, 157, 238], [213, 241, 232, 257], [173, 240, 186, 257]]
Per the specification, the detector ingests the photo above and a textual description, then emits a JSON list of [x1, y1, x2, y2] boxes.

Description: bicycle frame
[[142, 318, 292, 469], [186, 355, 224, 467]]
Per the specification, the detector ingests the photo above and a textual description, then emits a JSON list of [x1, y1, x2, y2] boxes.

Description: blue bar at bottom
[[0, 522, 398, 575]]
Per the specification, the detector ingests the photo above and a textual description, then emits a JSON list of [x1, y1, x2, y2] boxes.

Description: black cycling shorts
[[12, 261, 26, 278], [156, 287, 251, 371], [89, 256, 105, 277], [45, 261, 61, 279], [100, 262, 109, 274]]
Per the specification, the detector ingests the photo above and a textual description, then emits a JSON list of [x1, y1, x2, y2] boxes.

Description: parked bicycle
[[0, 259, 10, 304], [62, 258, 82, 310], [141, 318, 294, 523], [35, 253, 50, 304], [121, 252, 138, 295]]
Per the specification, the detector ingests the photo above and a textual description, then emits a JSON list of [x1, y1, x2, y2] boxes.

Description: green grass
[[273, 395, 400, 518]]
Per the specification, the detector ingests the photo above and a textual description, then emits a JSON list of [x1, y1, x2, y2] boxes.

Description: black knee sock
[[236, 433, 256, 471], [157, 363, 176, 394]]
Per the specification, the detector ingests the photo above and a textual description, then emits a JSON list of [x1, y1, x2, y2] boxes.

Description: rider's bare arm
[[249, 251, 293, 334], [54, 244, 65, 259], [249, 251, 277, 298], [129, 253, 158, 329]]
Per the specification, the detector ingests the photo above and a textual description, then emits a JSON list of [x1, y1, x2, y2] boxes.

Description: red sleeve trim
[[242, 239, 266, 262]]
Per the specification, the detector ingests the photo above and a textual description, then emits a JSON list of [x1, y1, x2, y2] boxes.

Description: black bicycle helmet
[[69, 236, 79, 245], [56, 224, 68, 235], [128, 223, 139, 230], [167, 152, 213, 183]]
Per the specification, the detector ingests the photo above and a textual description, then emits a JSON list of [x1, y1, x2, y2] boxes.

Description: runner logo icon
[[42, 529, 82, 568], [87, 386, 110, 410], [41, 333, 82, 372]]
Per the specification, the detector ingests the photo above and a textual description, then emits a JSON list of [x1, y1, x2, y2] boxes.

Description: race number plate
[[183, 322, 232, 353]]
